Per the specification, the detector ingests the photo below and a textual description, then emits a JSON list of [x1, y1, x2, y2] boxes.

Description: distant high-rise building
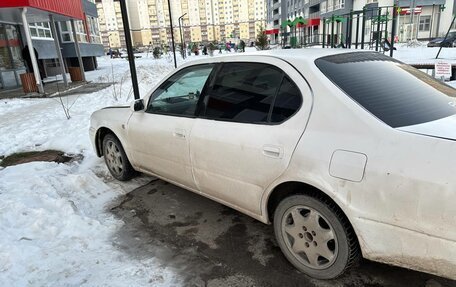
[[96, 0, 127, 50], [96, 0, 266, 49]]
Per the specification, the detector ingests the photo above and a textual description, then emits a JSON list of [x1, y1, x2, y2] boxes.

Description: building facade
[[96, 0, 127, 50], [0, 0, 104, 91], [96, 0, 266, 49], [266, 0, 455, 45]]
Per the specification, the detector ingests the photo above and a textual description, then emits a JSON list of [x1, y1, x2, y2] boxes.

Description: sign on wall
[[435, 61, 452, 79]]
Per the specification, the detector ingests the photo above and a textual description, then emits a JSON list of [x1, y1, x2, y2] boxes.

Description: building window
[[419, 16, 431, 31], [87, 16, 102, 44], [59, 21, 73, 42], [75, 20, 88, 43], [29, 22, 53, 39]]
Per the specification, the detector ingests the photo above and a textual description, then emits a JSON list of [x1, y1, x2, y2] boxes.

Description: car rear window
[[204, 62, 302, 124], [315, 52, 456, 128]]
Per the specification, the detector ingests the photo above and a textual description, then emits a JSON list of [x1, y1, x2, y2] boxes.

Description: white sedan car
[[90, 50, 456, 280]]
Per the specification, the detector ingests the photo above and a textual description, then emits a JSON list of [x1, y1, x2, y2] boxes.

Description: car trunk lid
[[397, 113, 456, 141]]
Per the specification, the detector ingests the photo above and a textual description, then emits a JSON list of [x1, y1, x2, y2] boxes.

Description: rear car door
[[189, 58, 313, 215], [127, 64, 215, 190]]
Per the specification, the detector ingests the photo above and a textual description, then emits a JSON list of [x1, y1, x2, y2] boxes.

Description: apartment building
[[97, 0, 266, 49], [266, 0, 455, 45], [96, 0, 127, 50]]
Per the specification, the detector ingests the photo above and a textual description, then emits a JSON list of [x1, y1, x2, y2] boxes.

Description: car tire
[[273, 194, 359, 279], [102, 134, 136, 181]]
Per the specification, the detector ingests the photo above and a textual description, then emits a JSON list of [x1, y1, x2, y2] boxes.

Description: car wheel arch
[[95, 127, 118, 157], [265, 181, 361, 251]]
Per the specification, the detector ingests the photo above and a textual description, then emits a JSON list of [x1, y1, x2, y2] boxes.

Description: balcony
[[309, 11, 320, 18], [309, 0, 322, 6]]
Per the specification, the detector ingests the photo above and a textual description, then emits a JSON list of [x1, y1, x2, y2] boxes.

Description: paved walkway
[[0, 81, 112, 100]]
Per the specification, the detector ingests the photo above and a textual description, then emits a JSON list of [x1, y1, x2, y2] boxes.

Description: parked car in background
[[90, 50, 456, 280], [427, 31, 456, 47]]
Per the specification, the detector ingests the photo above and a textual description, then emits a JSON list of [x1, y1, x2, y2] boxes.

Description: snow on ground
[[0, 46, 455, 286], [0, 56, 184, 286], [392, 43, 456, 64]]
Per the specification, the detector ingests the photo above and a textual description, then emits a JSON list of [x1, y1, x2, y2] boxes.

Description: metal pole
[[436, 5, 441, 38], [21, 8, 44, 93], [118, 0, 140, 99], [436, 15, 456, 59], [429, 4, 435, 39], [167, 0, 177, 68], [361, 8, 366, 49], [178, 14, 187, 59], [348, 11, 353, 48], [375, 7, 381, 51], [410, 0, 415, 41], [49, 15, 68, 87], [355, 13, 360, 48], [322, 18, 326, 48], [210, 0, 216, 41], [331, 15, 335, 48], [390, 4, 398, 57], [384, 8, 388, 47], [70, 20, 86, 82]]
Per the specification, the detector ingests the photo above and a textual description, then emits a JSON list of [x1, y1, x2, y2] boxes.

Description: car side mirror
[[131, 99, 144, 112]]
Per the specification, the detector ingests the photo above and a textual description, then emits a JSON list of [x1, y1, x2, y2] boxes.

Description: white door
[[190, 59, 313, 215], [127, 64, 215, 190]]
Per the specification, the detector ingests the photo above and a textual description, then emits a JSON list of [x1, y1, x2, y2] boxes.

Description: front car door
[[127, 64, 215, 190], [189, 58, 313, 215]]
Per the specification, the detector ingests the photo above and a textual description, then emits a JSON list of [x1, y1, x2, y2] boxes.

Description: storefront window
[[0, 23, 26, 89]]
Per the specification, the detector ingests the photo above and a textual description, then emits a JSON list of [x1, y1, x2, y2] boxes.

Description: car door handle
[[173, 129, 186, 139], [263, 145, 283, 159]]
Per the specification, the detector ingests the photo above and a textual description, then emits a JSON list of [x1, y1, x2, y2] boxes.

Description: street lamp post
[[118, 0, 140, 100], [167, 0, 177, 68], [179, 13, 187, 59]]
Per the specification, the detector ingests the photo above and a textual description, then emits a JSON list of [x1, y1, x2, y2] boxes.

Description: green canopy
[[325, 16, 346, 24], [281, 20, 292, 29], [292, 16, 308, 26], [372, 15, 390, 23], [282, 17, 308, 29]]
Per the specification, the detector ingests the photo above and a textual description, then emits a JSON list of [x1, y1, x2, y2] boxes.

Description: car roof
[[183, 48, 373, 67]]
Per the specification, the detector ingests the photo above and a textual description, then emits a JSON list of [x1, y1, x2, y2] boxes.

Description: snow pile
[[0, 57, 182, 286], [0, 162, 179, 286]]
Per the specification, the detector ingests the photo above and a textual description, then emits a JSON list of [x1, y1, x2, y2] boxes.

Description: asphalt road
[[110, 178, 456, 287]]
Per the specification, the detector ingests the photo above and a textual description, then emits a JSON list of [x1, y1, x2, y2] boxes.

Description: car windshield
[[315, 52, 456, 128]]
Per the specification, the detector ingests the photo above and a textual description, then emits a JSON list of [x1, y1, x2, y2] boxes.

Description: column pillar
[[21, 8, 44, 93], [49, 15, 68, 87], [70, 19, 86, 82]]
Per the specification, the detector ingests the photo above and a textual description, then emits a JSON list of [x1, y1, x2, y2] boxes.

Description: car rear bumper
[[354, 217, 456, 280]]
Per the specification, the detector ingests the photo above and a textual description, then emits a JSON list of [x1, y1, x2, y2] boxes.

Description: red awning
[[399, 7, 422, 15], [0, 0, 84, 20], [266, 29, 280, 35], [308, 18, 320, 26]]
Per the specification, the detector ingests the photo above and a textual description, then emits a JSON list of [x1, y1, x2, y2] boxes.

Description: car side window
[[146, 64, 214, 116], [204, 63, 283, 123], [270, 76, 302, 123]]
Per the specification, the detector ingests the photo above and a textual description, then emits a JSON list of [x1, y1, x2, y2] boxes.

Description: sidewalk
[[0, 81, 112, 100]]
